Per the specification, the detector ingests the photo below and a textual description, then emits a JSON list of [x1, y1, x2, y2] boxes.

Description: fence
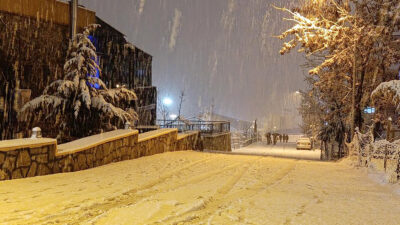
[[157, 120, 230, 134], [350, 130, 400, 181]]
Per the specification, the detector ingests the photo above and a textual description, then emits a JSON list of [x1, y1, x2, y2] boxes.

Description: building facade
[[0, 0, 156, 139]]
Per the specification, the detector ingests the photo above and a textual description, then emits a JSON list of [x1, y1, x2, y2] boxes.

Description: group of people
[[265, 132, 289, 145]]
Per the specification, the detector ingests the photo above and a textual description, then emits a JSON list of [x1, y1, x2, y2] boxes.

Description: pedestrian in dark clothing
[[272, 133, 278, 145], [266, 132, 272, 145], [279, 134, 283, 143]]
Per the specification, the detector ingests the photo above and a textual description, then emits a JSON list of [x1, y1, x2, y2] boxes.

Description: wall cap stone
[[201, 132, 231, 138], [0, 138, 56, 152], [177, 131, 200, 140], [57, 129, 139, 156], [138, 129, 178, 142]]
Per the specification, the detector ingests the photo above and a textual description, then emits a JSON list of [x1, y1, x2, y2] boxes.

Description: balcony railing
[[157, 120, 230, 134]]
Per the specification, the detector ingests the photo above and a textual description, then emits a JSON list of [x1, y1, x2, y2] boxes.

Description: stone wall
[[201, 132, 232, 152], [0, 128, 202, 181], [0, 139, 57, 180], [136, 129, 178, 157], [55, 134, 138, 174], [175, 132, 201, 151]]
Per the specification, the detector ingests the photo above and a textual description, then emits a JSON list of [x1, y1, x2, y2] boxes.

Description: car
[[296, 137, 313, 150]]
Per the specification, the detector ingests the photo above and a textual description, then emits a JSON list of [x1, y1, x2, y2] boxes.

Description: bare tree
[[177, 90, 185, 119], [156, 90, 170, 124]]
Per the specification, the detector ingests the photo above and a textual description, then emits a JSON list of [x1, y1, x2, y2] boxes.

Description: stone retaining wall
[[54, 135, 138, 174], [175, 132, 201, 151], [202, 132, 232, 152], [136, 129, 178, 157], [0, 128, 202, 181], [0, 140, 57, 180]]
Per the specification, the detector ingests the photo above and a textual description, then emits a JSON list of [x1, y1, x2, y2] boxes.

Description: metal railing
[[157, 120, 230, 134]]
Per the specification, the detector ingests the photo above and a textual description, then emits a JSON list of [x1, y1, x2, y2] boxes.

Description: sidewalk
[[232, 142, 321, 160]]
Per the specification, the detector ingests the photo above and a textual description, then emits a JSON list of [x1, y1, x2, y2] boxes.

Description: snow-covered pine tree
[[19, 25, 138, 141]]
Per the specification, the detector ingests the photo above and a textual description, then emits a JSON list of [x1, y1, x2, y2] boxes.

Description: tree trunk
[[331, 142, 335, 160], [324, 142, 329, 161], [355, 69, 366, 130]]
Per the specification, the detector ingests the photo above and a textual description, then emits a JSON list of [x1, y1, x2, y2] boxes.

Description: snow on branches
[[19, 25, 138, 140], [276, 0, 400, 76], [371, 80, 400, 112], [277, 0, 400, 149]]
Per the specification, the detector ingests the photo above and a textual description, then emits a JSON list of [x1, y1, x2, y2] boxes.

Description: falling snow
[[79, 0, 306, 128]]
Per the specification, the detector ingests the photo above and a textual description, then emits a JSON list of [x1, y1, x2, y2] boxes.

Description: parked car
[[296, 137, 312, 150]]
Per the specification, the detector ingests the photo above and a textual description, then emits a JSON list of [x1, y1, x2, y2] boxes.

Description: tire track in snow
[[167, 159, 297, 225], [93, 157, 262, 225], [159, 164, 252, 224], [282, 165, 325, 225], [207, 161, 298, 225], [28, 156, 220, 225], [283, 194, 324, 225], [156, 158, 288, 224]]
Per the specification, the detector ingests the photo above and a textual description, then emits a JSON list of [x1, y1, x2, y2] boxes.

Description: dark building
[[93, 18, 156, 127], [0, 0, 156, 139]]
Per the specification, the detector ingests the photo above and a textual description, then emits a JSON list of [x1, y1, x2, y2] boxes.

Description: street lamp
[[163, 97, 173, 106]]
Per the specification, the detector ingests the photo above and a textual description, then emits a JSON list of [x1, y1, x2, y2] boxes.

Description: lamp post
[[162, 97, 173, 106], [161, 97, 173, 125]]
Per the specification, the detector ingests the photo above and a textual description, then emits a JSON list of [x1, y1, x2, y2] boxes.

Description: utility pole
[[70, 0, 78, 40], [210, 98, 215, 119]]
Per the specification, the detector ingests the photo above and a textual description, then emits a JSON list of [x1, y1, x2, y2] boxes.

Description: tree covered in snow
[[277, 0, 400, 147], [19, 25, 138, 141], [372, 80, 400, 111], [298, 77, 324, 138]]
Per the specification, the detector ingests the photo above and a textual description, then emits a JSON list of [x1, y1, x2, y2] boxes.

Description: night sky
[[79, 0, 306, 128]]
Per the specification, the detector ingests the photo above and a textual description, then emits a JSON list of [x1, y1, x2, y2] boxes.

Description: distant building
[[0, 0, 156, 139]]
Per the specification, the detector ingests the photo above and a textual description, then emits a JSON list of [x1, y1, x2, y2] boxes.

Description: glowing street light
[[163, 97, 173, 106]]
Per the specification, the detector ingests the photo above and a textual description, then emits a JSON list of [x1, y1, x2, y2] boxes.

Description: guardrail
[[157, 120, 230, 134]]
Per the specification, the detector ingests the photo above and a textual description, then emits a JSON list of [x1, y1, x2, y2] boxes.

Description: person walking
[[266, 132, 272, 145], [272, 133, 278, 145]]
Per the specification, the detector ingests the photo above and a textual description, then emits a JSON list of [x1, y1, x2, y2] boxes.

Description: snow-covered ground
[[233, 142, 321, 160], [1, 151, 400, 224]]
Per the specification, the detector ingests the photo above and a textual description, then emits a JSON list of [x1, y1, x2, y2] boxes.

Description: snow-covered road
[[1, 151, 400, 224], [233, 142, 321, 160]]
